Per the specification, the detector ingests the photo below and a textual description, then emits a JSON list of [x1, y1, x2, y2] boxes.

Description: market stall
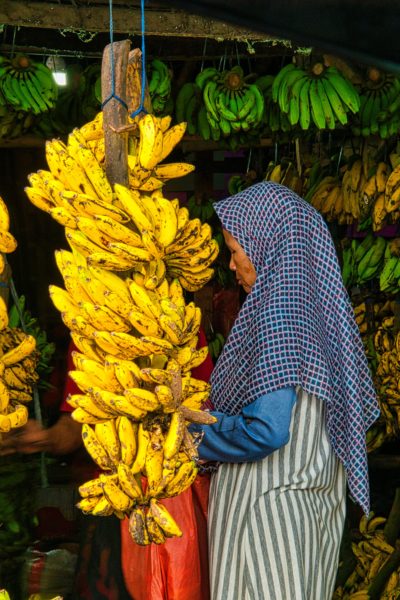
[[0, 1, 400, 598]]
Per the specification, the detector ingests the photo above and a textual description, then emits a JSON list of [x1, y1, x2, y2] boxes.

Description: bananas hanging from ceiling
[[147, 59, 174, 116], [352, 68, 400, 139], [0, 54, 58, 115], [272, 61, 360, 130]]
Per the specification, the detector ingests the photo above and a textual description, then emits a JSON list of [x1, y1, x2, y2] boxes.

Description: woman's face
[[223, 229, 257, 293]]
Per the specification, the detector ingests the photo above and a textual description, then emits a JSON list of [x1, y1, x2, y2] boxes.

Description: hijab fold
[[211, 181, 379, 513]]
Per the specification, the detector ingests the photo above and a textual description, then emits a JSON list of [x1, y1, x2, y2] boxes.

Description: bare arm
[[0, 414, 82, 456]]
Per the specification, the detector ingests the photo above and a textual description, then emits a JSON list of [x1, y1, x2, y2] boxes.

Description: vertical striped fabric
[[208, 388, 346, 600]]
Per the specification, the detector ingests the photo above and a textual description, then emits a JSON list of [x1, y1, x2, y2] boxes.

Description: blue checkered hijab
[[211, 181, 379, 513]]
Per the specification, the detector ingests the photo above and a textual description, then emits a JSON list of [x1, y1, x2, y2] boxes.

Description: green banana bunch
[[356, 235, 386, 284], [175, 82, 202, 135], [202, 65, 265, 144], [0, 54, 58, 115], [272, 61, 360, 131], [148, 59, 173, 116], [353, 69, 400, 139]]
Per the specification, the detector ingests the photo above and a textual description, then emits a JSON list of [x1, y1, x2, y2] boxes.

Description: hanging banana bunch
[[147, 59, 174, 116], [25, 110, 219, 544], [0, 197, 39, 436], [272, 61, 360, 130], [0, 54, 58, 115], [352, 67, 400, 139]]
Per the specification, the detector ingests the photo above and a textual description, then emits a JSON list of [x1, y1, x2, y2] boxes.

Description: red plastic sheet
[[120, 473, 211, 600]]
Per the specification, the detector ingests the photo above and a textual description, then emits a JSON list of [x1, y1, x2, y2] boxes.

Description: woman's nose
[[229, 256, 236, 271]]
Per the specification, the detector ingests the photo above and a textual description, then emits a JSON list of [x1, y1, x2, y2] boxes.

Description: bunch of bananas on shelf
[[148, 59, 173, 116], [272, 61, 360, 130], [25, 110, 220, 543], [199, 65, 264, 144], [309, 175, 345, 222], [264, 159, 303, 196], [352, 68, 400, 139], [333, 510, 400, 599], [0, 54, 57, 115], [341, 234, 387, 288]]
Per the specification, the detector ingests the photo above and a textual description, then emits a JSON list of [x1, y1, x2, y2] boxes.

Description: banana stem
[[383, 488, 400, 545]]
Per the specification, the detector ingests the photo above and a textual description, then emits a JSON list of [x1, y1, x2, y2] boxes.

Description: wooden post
[[101, 39, 130, 186]]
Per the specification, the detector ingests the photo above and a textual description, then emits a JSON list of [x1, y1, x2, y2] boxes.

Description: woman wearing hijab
[[191, 181, 380, 600]]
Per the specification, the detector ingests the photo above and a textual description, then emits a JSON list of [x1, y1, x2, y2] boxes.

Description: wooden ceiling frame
[[0, 1, 271, 40]]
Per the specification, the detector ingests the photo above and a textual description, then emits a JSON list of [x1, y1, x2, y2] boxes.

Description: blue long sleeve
[[191, 387, 296, 463]]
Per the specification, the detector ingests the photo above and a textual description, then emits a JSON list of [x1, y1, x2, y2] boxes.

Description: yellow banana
[[102, 478, 133, 512], [0, 335, 36, 366], [79, 477, 104, 498], [164, 460, 198, 497], [137, 113, 164, 170], [92, 387, 146, 420], [7, 404, 28, 429], [145, 511, 166, 544], [128, 309, 164, 338], [149, 498, 182, 537], [145, 425, 165, 494], [128, 506, 150, 545], [124, 387, 160, 411], [81, 423, 114, 470], [114, 185, 154, 233], [155, 385, 176, 413], [117, 462, 143, 500], [95, 420, 121, 464], [164, 410, 185, 459], [131, 423, 151, 474], [159, 122, 186, 162], [117, 416, 138, 467]]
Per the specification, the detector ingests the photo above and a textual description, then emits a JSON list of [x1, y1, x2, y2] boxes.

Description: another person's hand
[[0, 414, 83, 456]]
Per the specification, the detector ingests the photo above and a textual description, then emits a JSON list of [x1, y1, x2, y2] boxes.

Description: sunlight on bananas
[[333, 508, 400, 600], [24, 112, 217, 291]]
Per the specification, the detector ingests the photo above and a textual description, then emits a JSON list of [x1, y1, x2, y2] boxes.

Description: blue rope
[[130, 0, 148, 118], [101, 0, 128, 111]]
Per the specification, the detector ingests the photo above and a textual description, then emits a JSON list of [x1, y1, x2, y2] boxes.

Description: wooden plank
[[0, 0, 269, 39], [101, 39, 130, 186]]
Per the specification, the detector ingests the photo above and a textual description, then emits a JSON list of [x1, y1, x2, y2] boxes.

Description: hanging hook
[[246, 148, 253, 174], [200, 37, 208, 72], [101, 0, 128, 112]]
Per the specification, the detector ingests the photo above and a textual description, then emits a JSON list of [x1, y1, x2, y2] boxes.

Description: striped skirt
[[208, 389, 346, 600]]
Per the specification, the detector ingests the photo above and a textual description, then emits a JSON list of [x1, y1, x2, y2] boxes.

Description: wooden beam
[[0, 1, 269, 39], [102, 39, 130, 186]]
